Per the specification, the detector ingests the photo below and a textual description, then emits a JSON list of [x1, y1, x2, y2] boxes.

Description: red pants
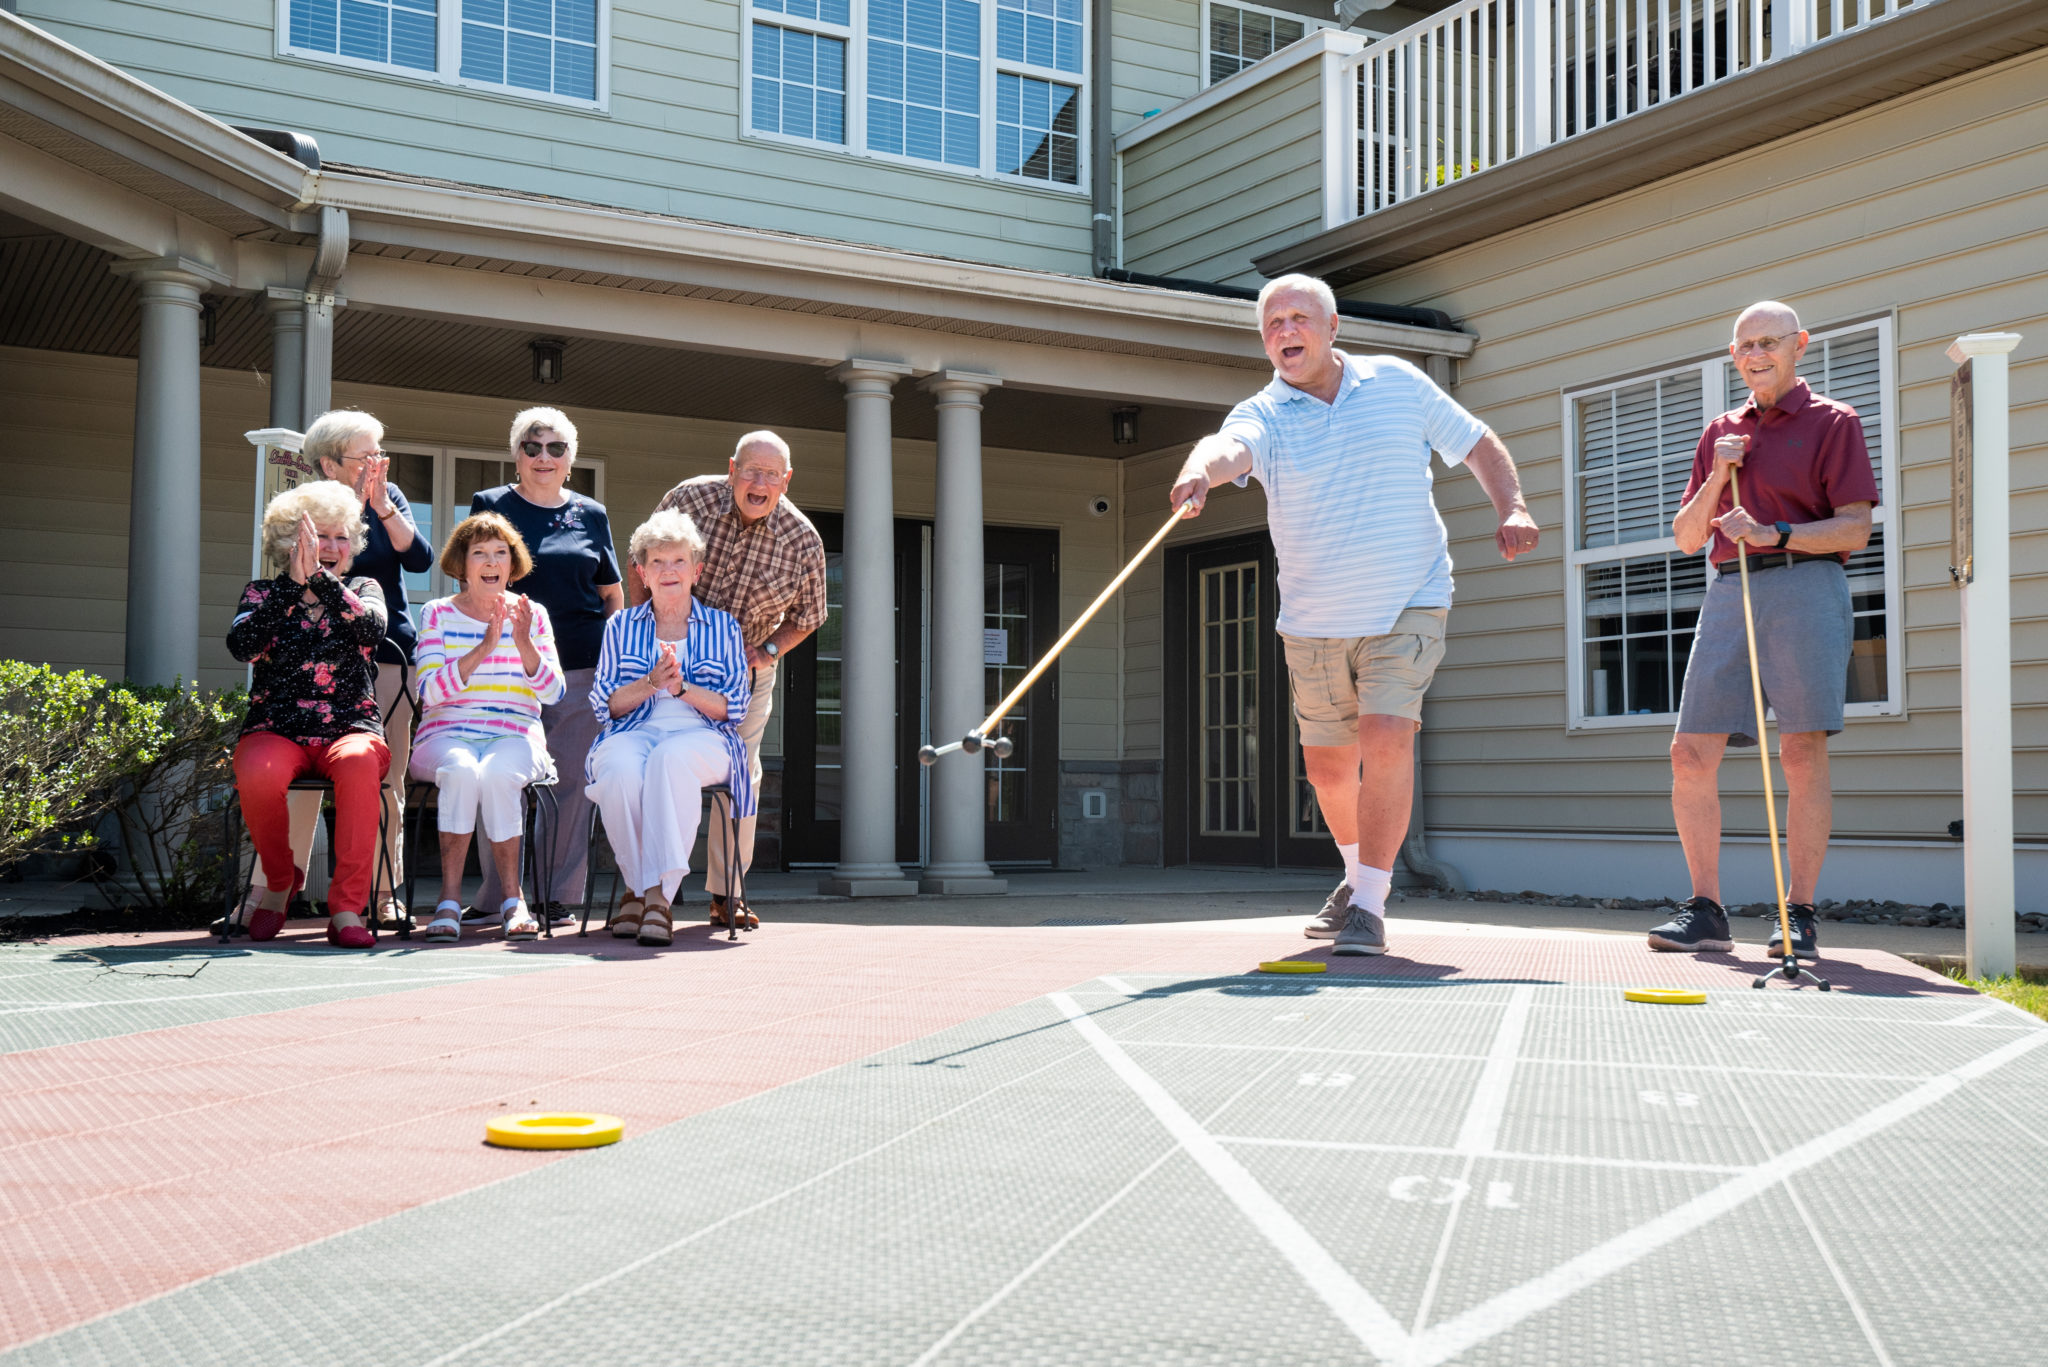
[[233, 732, 391, 917]]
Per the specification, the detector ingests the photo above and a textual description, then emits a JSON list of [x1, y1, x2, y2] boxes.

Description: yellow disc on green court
[[485, 1112, 624, 1150], [1258, 961, 1328, 974], [1624, 987, 1707, 1005]]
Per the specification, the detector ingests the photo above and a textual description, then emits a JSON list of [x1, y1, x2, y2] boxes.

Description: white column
[[821, 360, 919, 897], [1947, 332, 2023, 979], [264, 287, 306, 432], [920, 371, 1006, 895], [111, 257, 223, 686], [1515, 0, 1554, 156]]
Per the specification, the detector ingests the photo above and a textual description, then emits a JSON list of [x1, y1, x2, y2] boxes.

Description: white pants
[[587, 724, 733, 903], [410, 733, 546, 843]]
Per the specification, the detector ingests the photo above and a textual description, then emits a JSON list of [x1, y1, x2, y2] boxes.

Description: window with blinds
[[1206, 2, 1313, 84], [280, 0, 606, 105], [1563, 318, 1898, 727]]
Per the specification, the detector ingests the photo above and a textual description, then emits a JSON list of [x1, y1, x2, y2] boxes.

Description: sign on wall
[[1950, 361, 1974, 585], [245, 427, 313, 579]]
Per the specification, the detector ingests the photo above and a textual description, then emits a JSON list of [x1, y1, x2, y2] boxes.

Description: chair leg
[[533, 786, 558, 940], [723, 791, 740, 942], [221, 798, 255, 945]]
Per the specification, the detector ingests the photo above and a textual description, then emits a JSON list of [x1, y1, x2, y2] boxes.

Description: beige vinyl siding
[[1120, 58, 1322, 285], [1113, 0, 1203, 132], [26, 0, 1093, 275], [1353, 47, 2048, 845], [0, 345, 1121, 757]]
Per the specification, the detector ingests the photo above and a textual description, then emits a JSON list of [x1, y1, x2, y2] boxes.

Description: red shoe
[[247, 905, 288, 941], [325, 915, 375, 949]]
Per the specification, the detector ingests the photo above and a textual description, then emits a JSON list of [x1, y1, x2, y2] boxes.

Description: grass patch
[[1946, 970, 2048, 1023]]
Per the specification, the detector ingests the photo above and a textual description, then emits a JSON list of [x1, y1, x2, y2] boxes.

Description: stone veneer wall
[[1059, 759, 1162, 869]]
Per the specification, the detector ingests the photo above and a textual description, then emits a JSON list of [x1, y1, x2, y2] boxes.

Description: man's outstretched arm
[[1168, 434, 1255, 517], [1463, 431, 1540, 560]]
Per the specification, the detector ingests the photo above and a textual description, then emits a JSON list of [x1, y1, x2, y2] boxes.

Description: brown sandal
[[710, 895, 758, 930], [609, 895, 646, 940], [637, 901, 674, 947]]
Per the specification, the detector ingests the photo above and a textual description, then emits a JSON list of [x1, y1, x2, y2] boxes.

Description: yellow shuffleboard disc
[[1624, 987, 1707, 1005], [485, 1112, 625, 1150], [1258, 961, 1328, 974]]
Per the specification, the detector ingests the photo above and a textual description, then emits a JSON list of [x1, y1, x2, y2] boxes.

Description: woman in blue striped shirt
[[586, 511, 752, 946]]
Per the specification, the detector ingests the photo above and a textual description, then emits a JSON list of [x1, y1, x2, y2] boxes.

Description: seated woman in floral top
[[227, 481, 390, 948], [410, 513, 565, 943]]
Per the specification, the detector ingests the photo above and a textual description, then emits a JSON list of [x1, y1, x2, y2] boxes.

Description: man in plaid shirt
[[648, 431, 828, 926]]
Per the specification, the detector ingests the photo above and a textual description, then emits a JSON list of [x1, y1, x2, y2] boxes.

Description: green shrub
[[98, 683, 247, 920], [0, 662, 167, 873]]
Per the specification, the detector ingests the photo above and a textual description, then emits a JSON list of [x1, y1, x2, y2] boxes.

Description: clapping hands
[[288, 512, 321, 584], [648, 641, 684, 697], [508, 594, 535, 651], [358, 453, 395, 518]]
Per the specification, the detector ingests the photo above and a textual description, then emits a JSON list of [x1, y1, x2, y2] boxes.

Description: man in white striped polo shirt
[[1171, 274, 1538, 955]]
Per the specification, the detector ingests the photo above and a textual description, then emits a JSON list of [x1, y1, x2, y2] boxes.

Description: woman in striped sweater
[[410, 513, 566, 942]]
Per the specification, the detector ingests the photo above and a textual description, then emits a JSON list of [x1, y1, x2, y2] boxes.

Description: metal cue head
[[917, 744, 939, 767]]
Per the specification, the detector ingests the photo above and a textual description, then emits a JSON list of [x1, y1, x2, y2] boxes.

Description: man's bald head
[[1734, 300, 1800, 341]]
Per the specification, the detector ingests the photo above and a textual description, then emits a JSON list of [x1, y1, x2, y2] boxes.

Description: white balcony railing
[[1344, 0, 1925, 219]]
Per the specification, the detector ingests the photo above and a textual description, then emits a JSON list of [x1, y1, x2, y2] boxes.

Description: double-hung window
[[745, 0, 1088, 189], [1562, 317, 1900, 729], [279, 1, 608, 107], [1203, 2, 1334, 85]]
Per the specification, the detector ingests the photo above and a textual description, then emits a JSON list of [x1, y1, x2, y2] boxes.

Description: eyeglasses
[[519, 440, 570, 458], [332, 450, 384, 466], [732, 466, 789, 485], [1732, 334, 1791, 356]]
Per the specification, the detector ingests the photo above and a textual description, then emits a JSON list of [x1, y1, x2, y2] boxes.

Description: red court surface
[[0, 914, 1974, 1354]]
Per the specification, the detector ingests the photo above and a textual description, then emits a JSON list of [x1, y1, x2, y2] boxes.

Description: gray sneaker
[[1305, 882, 1352, 938], [1332, 906, 1387, 956]]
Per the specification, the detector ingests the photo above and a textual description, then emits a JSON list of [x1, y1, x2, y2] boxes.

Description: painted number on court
[[1387, 1177, 1521, 1208], [1639, 1089, 1701, 1109], [1298, 1071, 1354, 1088]]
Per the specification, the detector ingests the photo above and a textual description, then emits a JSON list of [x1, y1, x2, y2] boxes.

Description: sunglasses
[[519, 440, 570, 458]]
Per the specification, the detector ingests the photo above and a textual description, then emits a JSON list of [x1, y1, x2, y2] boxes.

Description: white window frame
[[740, 0, 1090, 194], [1560, 315, 1902, 732], [385, 442, 609, 603], [274, 0, 612, 112], [1200, 0, 1348, 87]]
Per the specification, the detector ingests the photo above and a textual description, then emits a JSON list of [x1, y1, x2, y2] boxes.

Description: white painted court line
[[1125, 1040, 1935, 1084], [0, 975, 504, 1016], [1096, 975, 1139, 996], [1455, 986, 1534, 1156], [1212, 1135, 1753, 1177], [1405, 1030, 2048, 1367], [419, 1043, 1099, 1367], [1051, 991, 1410, 1363]]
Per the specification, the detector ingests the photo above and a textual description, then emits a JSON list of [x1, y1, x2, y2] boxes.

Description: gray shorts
[[1675, 558, 1851, 748]]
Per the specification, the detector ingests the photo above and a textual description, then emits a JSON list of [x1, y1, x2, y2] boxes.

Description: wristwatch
[[1773, 521, 1793, 549], [761, 640, 780, 661]]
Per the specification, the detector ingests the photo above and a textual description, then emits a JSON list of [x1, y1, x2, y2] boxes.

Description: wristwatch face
[[762, 641, 778, 659]]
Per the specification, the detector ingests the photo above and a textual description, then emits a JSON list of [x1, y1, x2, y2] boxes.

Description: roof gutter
[[1100, 267, 1462, 334]]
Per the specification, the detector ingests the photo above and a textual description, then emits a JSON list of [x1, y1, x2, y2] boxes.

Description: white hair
[[1734, 300, 1801, 339], [261, 479, 366, 565], [628, 509, 707, 566], [302, 409, 384, 474], [1256, 273, 1339, 323], [732, 429, 792, 470], [509, 406, 579, 462]]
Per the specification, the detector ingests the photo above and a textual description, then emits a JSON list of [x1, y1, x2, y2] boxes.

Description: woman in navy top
[[269, 410, 431, 926], [469, 406, 624, 919]]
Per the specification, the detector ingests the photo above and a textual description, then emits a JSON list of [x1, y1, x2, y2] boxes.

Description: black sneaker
[[1766, 905, 1820, 961], [1647, 896, 1733, 953], [543, 900, 577, 926]]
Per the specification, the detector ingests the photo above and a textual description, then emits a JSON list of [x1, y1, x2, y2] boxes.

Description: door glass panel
[[1199, 561, 1259, 836], [984, 561, 1029, 823], [1288, 710, 1328, 837], [386, 450, 436, 605], [813, 552, 844, 821]]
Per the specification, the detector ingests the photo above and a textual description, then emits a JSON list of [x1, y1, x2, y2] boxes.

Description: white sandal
[[501, 897, 540, 941], [424, 901, 462, 943]]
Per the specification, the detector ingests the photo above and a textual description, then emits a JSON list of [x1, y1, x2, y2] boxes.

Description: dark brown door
[[780, 515, 925, 868], [982, 527, 1059, 866], [1164, 532, 1339, 870]]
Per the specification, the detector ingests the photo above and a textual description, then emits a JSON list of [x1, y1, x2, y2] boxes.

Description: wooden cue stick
[[1729, 466, 1798, 958], [974, 499, 1194, 738]]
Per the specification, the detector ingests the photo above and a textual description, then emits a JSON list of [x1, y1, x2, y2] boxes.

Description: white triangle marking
[[1057, 990, 2048, 1367]]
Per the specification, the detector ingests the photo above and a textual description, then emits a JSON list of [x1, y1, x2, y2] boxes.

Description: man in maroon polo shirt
[[1646, 301, 1879, 960]]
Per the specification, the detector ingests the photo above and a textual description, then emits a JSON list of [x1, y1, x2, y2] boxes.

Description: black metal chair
[[401, 773, 560, 937], [219, 774, 402, 944], [578, 783, 748, 942]]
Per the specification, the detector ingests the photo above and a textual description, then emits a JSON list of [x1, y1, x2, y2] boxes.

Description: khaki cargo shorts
[[1280, 607, 1448, 747]]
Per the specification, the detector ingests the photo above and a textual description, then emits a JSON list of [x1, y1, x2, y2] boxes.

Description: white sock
[[1337, 842, 1365, 889], [1348, 865, 1394, 914]]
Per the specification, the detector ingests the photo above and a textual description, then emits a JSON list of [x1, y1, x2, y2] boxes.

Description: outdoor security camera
[[1089, 496, 1111, 517]]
